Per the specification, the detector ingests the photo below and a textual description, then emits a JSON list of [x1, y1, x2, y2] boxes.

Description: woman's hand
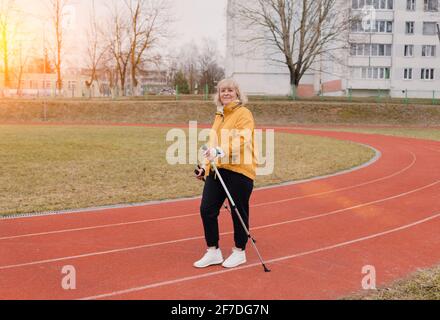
[[194, 165, 206, 181], [203, 147, 225, 162]]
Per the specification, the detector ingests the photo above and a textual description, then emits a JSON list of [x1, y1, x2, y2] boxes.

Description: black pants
[[200, 169, 254, 250]]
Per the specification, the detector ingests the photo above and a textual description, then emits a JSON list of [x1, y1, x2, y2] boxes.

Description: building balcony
[[349, 33, 393, 43], [348, 56, 392, 67], [351, 10, 394, 21], [347, 79, 391, 90]]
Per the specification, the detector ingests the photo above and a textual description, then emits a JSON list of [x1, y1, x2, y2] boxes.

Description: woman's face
[[219, 86, 238, 106]]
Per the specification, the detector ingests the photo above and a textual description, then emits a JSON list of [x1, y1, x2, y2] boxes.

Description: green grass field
[[0, 125, 375, 216]]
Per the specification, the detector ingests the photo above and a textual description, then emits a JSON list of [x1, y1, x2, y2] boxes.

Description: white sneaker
[[193, 248, 224, 268], [222, 248, 246, 268]]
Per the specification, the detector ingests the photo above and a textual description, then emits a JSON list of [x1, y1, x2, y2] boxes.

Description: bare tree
[[198, 38, 225, 93], [166, 39, 225, 95], [10, 14, 43, 97], [232, 0, 351, 92], [105, 0, 171, 96], [170, 42, 199, 93], [99, 46, 119, 97], [85, 0, 108, 97], [125, 0, 172, 95], [0, 0, 17, 89], [106, 0, 131, 96], [48, 0, 70, 94], [14, 41, 31, 96]]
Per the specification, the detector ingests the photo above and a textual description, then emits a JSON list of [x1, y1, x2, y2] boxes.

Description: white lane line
[[79, 212, 440, 300], [423, 146, 440, 153], [0, 213, 197, 241], [251, 180, 439, 230], [0, 235, 206, 271], [0, 150, 416, 241], [253, 150, 416, 208], [1, 179, 438, 271]]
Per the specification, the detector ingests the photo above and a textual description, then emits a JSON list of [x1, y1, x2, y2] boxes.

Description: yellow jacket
[[205, 101, 257, 181]]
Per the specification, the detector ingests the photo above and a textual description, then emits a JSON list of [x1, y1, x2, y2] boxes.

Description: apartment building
[[226, 0, 440, 98], [349, 0, 440, 98]]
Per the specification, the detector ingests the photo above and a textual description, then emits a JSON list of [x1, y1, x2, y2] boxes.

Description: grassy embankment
[[0, 99, 439, 126]]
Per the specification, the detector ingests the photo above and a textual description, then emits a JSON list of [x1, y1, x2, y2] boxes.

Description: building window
[[404, 45, 414, 57], [352, 0, 360, 9], [376, 21, 393, 33], [386, 44, 392, 56], [406, 22, 415, 34], [364, 44, 372, 55], [351, 21, 359, 32], [350, 44, 357, 56], [352, 0, 393, 9], [378, 44, 385, 56], [404, 68, 413, 80], [407, 0, 416, 10], [350, 43, 392, 56], [355, 67, 391, 79], [422, 45, 436, 57], [386, 21, 393, 33], [357, 43, 364, 55], [67, 81, 77, 90], [424, 0, 439, 11], [376, 44, 392, 56], [421, 68, 435, 79], [351, 20, 393, 33], [423, 22, 437, 35]]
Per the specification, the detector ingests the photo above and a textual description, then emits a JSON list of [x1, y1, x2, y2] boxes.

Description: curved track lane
[[0, 126, 439, 300]]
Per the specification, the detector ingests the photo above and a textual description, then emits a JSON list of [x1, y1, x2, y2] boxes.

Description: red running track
[[0, 126, 439, 300]]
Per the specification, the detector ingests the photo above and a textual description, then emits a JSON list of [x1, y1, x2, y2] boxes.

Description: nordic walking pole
[[202, 147, 271, 273]]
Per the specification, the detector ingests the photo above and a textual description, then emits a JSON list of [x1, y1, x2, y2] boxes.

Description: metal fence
[[1, 86, 440, 106]]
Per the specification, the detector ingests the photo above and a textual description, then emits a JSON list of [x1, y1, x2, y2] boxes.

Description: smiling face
[[219, 86, 238, 106]]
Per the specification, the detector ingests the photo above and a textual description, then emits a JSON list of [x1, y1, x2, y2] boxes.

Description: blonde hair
[[213, 78, 248, 107]]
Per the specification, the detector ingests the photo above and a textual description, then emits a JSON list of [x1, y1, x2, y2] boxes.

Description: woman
[[194, 78, 257, 269]]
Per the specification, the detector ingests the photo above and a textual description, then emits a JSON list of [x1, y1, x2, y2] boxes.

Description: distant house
[[0, 63, 172, 98], [137, 69, 169, 94], [0, 71, 100, 98]]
